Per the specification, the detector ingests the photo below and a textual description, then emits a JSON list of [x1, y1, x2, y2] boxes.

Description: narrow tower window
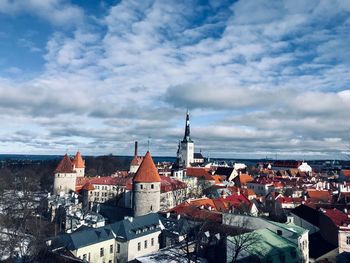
[[151, 184, 154, 189]]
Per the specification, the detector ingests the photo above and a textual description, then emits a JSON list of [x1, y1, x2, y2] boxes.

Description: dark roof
[[109, 213, 161, 241], [53, 227, 115, 250], [291, 204, 319, 226], [52, 213, 161, 250], [214, 167, 234, 176], [194, 152, 204, 159], [309, 232, 336, 258]]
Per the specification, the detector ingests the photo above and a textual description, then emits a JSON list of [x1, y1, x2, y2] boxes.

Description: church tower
[[180, 110, 194, 167], [132, 151, 161, 217]]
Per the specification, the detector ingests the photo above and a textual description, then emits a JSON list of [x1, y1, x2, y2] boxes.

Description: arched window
[[140, 184, 143, 190], [151, 184, 154, 189]]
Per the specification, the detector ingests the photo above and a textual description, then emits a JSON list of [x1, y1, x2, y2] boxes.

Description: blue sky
[[0, 0, 350, 159]]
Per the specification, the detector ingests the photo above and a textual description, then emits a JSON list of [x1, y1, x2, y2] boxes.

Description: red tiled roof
[[186, 167, 211, 177], [130, 155, 143, 166], [72, 151, 85, 168], [160, 176, 187, 192], [133, 151, 161, 183], [307, 189, 332, 202], [55, 154, 75, 173], [170, 202, 222, 222], [82, 182, 95, 191], [323, 208, 350, 227], [342, 170, 350, 177]]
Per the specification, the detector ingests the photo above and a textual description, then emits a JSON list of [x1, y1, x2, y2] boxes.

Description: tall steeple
[[182, 110, 192, 142]]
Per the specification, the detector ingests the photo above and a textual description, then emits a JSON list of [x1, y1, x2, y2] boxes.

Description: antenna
[[147, 136, 151, 152]]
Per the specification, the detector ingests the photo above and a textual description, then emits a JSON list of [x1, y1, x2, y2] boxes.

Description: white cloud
[[0, 0, 350, 157], [0, 0, 84, 26]]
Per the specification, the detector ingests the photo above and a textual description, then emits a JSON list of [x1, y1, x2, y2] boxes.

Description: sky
[[0, 0, 350, 159]]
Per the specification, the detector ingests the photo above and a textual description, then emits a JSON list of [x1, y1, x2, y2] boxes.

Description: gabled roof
[[130, 155, 143, 166], [72, 151, 85, 168], [214, 167, 234, 176], [133, 151, 161, 183], [52, 213, 161, 250], [55, 154, 75, 173]]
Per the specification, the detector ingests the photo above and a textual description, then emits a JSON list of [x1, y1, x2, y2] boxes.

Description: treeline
[[0, 155, 132, 192]]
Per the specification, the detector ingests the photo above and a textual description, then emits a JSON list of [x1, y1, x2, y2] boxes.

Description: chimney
[[287, 216, 294, 224], [134, 141, 138, 157]]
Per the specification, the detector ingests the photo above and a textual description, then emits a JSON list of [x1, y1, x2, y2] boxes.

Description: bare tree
[[226, 218, 260, 263]]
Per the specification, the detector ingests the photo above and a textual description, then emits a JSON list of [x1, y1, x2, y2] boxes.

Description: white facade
[[54, 172, 77, 194], [125, 231, 160, 262], [74, 238, 115, 263], [339, 226, 350, 254], [181, 141, 194, 167]]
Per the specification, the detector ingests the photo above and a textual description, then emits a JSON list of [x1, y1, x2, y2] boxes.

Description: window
[[83, 254, 87, 261], [110, 244, 113, 254], [88, 253, 90, 261], [347, 236, 350, 245], [138, 242, 141, 251], [109, 261, 112, 263], [117, 243, 120, 253], [150, 205, 153, 211], [151, 184, 154, 189], [144, 240, 148, 249], [151, 238, 154, 246], [140, 184, 143, 190], [100, 248, 104, 257]]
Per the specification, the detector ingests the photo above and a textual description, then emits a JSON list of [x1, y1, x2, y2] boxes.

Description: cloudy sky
[[0, 0, 350, 159]]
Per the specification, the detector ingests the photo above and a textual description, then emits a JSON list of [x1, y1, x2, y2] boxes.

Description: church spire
[[183, 110, 192, 142]]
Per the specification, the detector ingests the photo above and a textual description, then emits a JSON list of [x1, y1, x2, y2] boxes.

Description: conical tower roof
[[73, 151, 85, 168], [55, 154, 74, 173], [133, 151, 161, 183]]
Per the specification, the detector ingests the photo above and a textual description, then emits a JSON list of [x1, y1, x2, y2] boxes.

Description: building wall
[[74, 167, 85, 177], [133, 182, 160, 217], [181, 141, 194, 167], [127, 231, 161, 262], [53, 172, 77, 194], [73, 238, 115, 263], [339, 227, 350, 254], [290, 213, 320, 234], [129, 165, 139, 174]]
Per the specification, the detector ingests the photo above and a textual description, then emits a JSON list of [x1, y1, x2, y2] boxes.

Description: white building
[[48, 213, 162, 263]]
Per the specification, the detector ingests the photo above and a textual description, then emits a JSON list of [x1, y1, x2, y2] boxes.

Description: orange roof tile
[[55, 154, 75, 173], [82, 182, 95, 191], [72, 151, 85, 168], [133, 151, 161, 183], [186, 167, 211, 177], [239, 174, 253, 185]]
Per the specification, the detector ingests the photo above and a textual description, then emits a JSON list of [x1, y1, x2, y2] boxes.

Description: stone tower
[[72, 151, 85, 177], [53, 151, 85, 194], [53, 154, 77, 194], [180, 110, 194, 167], [132, 151, 161, 217]]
